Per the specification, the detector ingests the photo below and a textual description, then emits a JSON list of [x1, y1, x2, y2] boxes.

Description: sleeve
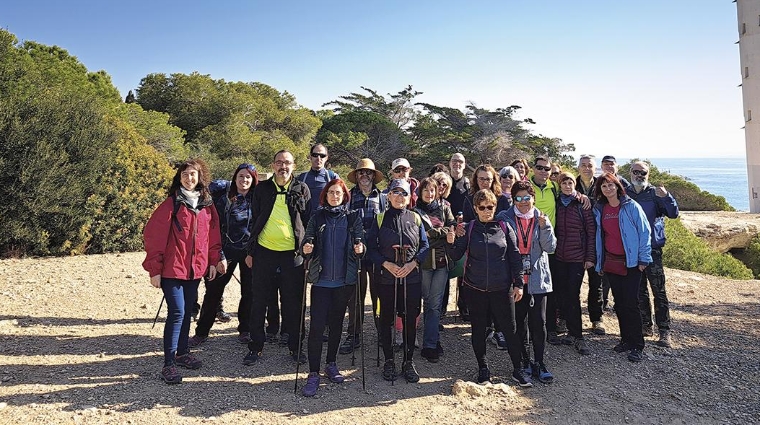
[[446, 223, 468, 262], [350, 211, 365, 259], [246, 185, 263, 256], [415, 220, 430, 264], [207, 203, 223, 266], [657, 192, 679, 219], [302, 213, 318, 256], [583, 207, 597, 265], [367, 215, 385, 267], [538, 215, 557, 255], [142, 198, 174, 278], [462, 196, 475, 223], [504, 225, 525, 288], [300, 184, 313, 228], [443, 205, 457, 227], [633, 203, 653, 266]]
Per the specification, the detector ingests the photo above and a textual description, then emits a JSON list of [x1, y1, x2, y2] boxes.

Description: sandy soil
[[0, 252, 759, 424]]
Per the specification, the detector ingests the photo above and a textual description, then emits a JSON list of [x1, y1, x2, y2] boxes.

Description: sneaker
[[290, 350, 306, 364], [243, 351, 261, 365], [521, 360, 533, 377], [436, 342, 444, 356], [642, 327, 654, 337], [265, 333, 278, 344], [486, 329, 496, 345], [279, 333, 290, 347], [188, 335, 207, 348], [237, 332, 252, 344], [628, 348, 644, 362], [556, 319, 568, 334], [613, 341, 632, 353], [324, 362, 345, 383], [591, 321, 606, 335], [494, 332, 508, 350], [160, 365, 182, 384], [216, 310, 232, 323], [561, 334, 575, 346], [402, 360, 420, 383], [382, 360, 397, 381], [339, 335, 359, 355], [656, 330, 672, 348], [536, 362, 553, 384], [547, 331, 562, 345], [477, 366, 491, 384], [602, 301, 610, 312], [575, 339, 591, 355], [511, 369, 533, 388], [420, 347, 439, 363], [175, 353, 202, 369], [302, 372, 320, 397]]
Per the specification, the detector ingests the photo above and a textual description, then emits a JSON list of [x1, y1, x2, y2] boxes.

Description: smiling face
[[630, 162, 649, 187], [391, 165, 411, 180], [560, 178, 575, 195], [388, 188, 410, 209], [600, 181, 619, 201], [533, 160, 550, 185], [601, 160, 617, 175], [513, 162, 526, 178], [449, 156, 465, 178], [550, 165, 561, 182], [500, 173, 516, 192], [421, 182, 437, 203], [180, 167, 199, 191], [476, 170, 493, 190], [514, 190, 534, 214], [272, 152, 295, 183], [579, 157, 595, 180], [235, 169, 254, 193]]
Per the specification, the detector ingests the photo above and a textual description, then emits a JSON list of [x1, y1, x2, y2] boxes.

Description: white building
[[737, 0, 760, 212]]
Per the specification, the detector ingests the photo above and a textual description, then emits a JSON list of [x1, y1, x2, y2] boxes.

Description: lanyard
[[516, 217, 534, 250]]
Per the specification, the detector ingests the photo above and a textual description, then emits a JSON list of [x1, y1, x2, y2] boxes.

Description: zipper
[[189, 207, 198, 280], [484, 227, 489, 292]]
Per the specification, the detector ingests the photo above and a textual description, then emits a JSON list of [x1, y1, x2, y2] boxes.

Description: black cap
[[601, 155, 616, 163]]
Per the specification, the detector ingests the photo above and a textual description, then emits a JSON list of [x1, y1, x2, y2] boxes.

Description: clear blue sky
[[2, 0, 745, 159]]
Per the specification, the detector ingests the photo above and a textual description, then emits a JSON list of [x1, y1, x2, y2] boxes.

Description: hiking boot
[[216, 309, 232, 323], [547, 331, 562, 345], [494, 332, 508, 350], [302, 372, 320, 397], [160, 365, 182, 384], [556, 319, 568, 334], [265, 333, 278, 344], [613, 341, 632, 353], [511, 369, 533, 388], [561, 334, 575, 346], [290, 350, 307, 364], [575, 339, 590, 355], [382, 360, 397, 381], [642, 327, 654, 337], [188, 334, 207, 348], [279, 333, 290, 347], [175, 353, 202, 369], [591, 321, 606, 335], [237, 332, 252, 344], [243, 351, 261, 365], [402, 360, 420, 383], [436, 341, 444, 356], [628, 348, 644, 362], [339, 335, 359, 355], [477, 366, 491, 384], [535, 362, 553, 384], [324, 362, 345, 383], [420, 347, 439, 363], [656, 330, 672, 348]]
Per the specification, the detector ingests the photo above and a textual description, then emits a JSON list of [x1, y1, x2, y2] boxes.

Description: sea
[[618, 157, 748, 211]]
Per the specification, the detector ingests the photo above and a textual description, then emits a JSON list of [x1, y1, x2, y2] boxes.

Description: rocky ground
[[0, 252, 759, 424]]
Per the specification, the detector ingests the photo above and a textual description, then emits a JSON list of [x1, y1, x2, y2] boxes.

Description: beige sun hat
[[347, 158, 385, 184]]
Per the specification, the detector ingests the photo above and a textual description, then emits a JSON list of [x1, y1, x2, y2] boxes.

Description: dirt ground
[[0, 252, 759, 424]]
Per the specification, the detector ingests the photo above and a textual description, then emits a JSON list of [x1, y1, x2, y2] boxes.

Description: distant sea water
[[619, 157, 748, 211]]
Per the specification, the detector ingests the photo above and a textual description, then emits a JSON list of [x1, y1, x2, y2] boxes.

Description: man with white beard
[[625, 161, 679, 349]]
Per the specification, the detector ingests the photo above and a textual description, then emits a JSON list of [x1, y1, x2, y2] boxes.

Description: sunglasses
[[551, 172, 560, 176], [310, 153, 327, 158], [501, 174, 515, 179], [632, 169, 648, 176], [476, 205, 495, 211], [237, 163, 255, 172], [514, 195, 533, 202], [357, 169, 374, 176], [393, 167, 409, 173], [535, 165, 551, 172], [390, 189, 409, 196]]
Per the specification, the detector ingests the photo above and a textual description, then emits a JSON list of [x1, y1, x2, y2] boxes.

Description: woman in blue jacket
[[300, 179, 364, 396], [593, 172, 652, 363]]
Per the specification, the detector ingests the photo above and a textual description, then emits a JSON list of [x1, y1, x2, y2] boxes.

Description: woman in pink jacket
[[143, 158, 222, 384]]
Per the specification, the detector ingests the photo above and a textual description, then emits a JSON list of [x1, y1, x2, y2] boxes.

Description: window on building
[[747, 110, 752, 122], [746, 66, 750, 78], [743, 23, 747, 34]]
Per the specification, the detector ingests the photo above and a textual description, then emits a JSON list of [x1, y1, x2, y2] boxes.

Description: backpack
[[376, 210, 422, 229], [299, 169, 338, 183]]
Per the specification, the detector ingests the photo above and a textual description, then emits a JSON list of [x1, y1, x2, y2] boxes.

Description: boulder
[[678, 211, 760, 253]]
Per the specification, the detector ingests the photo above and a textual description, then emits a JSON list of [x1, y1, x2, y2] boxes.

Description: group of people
[[142, 146, 679, 395]]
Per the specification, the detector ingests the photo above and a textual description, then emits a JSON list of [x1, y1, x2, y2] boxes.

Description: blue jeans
[[421, 268, 448, 349], [161, 278, 200, 366]]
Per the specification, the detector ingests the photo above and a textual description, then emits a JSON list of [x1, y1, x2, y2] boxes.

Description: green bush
[[731, 235, 760, 279], [663, 218, 752, 279]]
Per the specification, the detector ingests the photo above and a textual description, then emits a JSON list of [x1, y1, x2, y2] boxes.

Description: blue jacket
[[625, 185, 679, 249], [593, 196, 653, 272], [302, 206, 363, 286], [499, 207, 557, 295]]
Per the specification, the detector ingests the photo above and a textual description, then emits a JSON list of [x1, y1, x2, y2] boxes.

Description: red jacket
[[142, 194, 222, 280]]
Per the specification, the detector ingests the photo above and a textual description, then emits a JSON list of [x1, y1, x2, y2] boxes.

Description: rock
[[125, 274, 134, 278], [679, 211, 760, 253], [0, 402, 6, 409], [451, 379, 488, 397]]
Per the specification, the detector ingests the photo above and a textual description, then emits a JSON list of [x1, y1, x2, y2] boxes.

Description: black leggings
[[377, 282, 421, 362], [515, 291, 547, 364], [307, 285, 352, 372], [465, 286, 522, 370]]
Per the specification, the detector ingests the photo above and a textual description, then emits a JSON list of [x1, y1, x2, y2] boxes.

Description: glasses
[[477, 177, 493, 182], [393, 167, 409, 174], [326, 190, 343, 196], [357, 169, 374, 176], [501, 174, 515, 179], [274, 160, 293, 167], [632, 169, 648, 176], [390, 189, 408, 196], [535, 165, 551, 172], [476, 205, 495, 211], [310, 153, 327, 159], [514, 195, 533, 202]]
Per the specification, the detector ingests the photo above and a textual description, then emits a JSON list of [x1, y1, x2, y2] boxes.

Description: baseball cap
[[387, 178, 411, 195], [601, 155, 616, 163], [391, 158, 411, 170]]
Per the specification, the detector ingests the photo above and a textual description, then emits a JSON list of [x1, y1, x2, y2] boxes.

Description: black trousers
[[639, 248, 671, 331], [553, 260, 585, 339], [346, 261, 379, 337], [465, 286, 522, 370], [196, 252, 253, 337], [586, 267, 604, 322], [247, 247, 305, 354], [377, 281, 421, 363], [515, 291, 548, 364], [308, 285, 352, 372], [608, 268, 645, 350]]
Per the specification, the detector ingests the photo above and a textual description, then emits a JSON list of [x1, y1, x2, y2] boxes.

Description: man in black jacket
[[244, 150, 311, 365]]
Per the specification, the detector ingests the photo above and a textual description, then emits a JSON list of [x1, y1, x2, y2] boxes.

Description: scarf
[[559, 191, 577, 207], [515, 206, 536, 220], [180, 187, 200, 209]]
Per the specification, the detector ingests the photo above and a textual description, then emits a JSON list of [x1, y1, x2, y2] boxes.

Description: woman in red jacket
[[143, 158, 222, 384]]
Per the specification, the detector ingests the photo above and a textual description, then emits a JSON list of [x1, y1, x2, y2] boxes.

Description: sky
[[2, 0, 747, 159]]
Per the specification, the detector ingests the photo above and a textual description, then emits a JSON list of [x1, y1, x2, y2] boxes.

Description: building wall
[[737, 0, 760, 212]]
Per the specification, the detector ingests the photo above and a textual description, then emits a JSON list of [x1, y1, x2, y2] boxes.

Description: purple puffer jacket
[[554, 199, 596, 264]]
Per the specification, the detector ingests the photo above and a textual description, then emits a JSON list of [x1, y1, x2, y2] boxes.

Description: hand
[[395, 261, 417, 278], [216, 259, 227, 275], [354, 242, 364, 254], [383, 261, 401, 276], [208, 266, 217, 281], [511, 286, 523, 302], [446, 225, 456, 244], [655, 186, 668, 197], [538, 213, 547, 228], [150, 275, 161, 288], [579, 194, 591, 210], [455, 223, 466, 237], [302, 243, 314, 255], [638, 264, 647, 272], [584, 261, 595, 270], [245, 255, 253, 268]]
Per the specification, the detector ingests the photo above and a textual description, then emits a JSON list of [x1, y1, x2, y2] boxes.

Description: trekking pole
[[351, 245, 359, 367], [353, 238, 366, 391], [294, 238, 313, 395], [401, 244, 411, 383], [151, 296, 165, 329]]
